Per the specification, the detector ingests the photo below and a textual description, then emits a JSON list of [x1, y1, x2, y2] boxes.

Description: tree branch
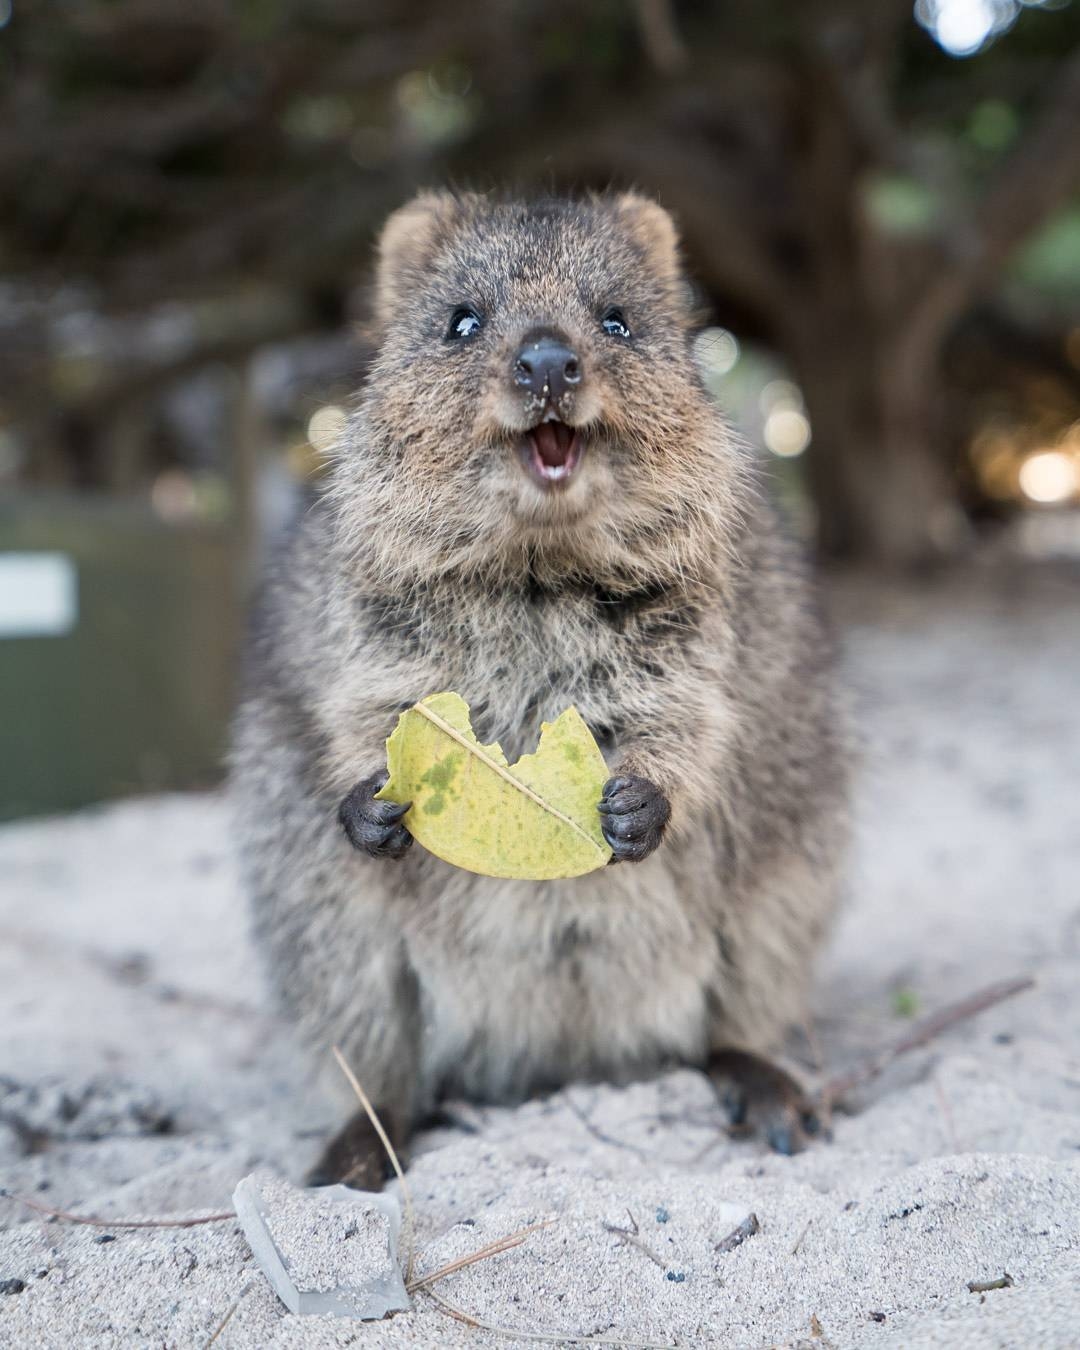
[[897, 43, 1080, 366], [633, 0, 688, 75], [972, 44, 1080, 278], [552, 120, 796, 327]]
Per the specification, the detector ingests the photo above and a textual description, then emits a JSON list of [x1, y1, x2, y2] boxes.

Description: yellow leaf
[[375, 691, 613, 880]]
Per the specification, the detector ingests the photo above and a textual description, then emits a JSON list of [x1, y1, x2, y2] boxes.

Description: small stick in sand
[[203, 1277, 255, 1347], [715, 1212, 760, 1254], [422, 1285, 482, 1325], [967, 1272, 1014, 1293], [420, 1283, 677, 1348], [331, 1044, 417, 1285], [407, 1219, 555, 1292], [791, 1220, 812, 1256], [0, 1189, 233, 1230], [818, 976, 1035, 1111], [565, 1091, 649, 1159], [932, 1073, 961, 1153], [602, 1210, 667, 1270]]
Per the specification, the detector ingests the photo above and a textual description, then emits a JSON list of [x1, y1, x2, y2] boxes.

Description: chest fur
[[363, 580, 702, 762]]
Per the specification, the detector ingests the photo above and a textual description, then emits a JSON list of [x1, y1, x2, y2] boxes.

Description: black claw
[[605, 833, 655, 862], [765, 1122, 797, 1156], [598, 774, 670, 864], [600, 792, 646, 815], [600, 785, 650, 814], [340, 773, 414, 859], [721, 1085, 748, 1128], [612, 807, 663, 840], [384, 824, 412, 857]]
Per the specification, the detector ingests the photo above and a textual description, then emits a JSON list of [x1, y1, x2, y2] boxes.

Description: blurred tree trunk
[[791, 322, 967, 565]]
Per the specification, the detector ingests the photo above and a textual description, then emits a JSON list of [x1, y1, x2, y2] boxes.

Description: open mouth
[[519, 416, 584, 489]]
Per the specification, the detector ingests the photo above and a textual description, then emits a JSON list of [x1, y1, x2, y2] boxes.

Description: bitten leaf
[[375, 691, 612, 880]]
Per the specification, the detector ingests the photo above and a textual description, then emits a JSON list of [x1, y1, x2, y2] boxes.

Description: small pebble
[[94, 1235, 117, 1244], [1, 1278, 26, 1295], [666, 1270, 686, 1283], [655, 1207, 670, 1223]]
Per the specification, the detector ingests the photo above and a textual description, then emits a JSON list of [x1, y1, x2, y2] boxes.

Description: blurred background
[[2, 0, 1079, 820]]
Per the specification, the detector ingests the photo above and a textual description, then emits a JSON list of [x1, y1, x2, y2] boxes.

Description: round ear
[[613, 192, 683, 288], [373, 191, 473, 328]]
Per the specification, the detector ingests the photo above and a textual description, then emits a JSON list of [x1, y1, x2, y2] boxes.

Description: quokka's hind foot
[[305, 1105, 409, 1190], [708, 1047, 827, 1156]]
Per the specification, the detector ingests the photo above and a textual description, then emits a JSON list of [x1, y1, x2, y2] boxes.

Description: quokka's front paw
[[339, 772, 413, 859], [598, 774, 671, 863]]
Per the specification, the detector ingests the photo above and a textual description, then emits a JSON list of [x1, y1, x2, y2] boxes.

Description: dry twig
[[967, 1272, 1014, 1293], [932, 1073, 961, 1154], [565, 1091, 650, 1158], [0, 1189, 233, 1230], [407, 1219, 555, 1292], [603, 1210, 667, 1270], [332, 1044, 416, 1285], [420, 1283, 677, 1348], [715, 1212, 760, 1254], [203, 1278, 255, 1347], [818, 976, 1035, 1110]]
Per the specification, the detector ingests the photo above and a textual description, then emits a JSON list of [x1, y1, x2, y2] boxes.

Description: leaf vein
[[411, 701, 606, 857]]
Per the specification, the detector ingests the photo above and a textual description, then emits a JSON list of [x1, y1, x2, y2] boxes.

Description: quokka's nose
[[512, 334, 582, 404]]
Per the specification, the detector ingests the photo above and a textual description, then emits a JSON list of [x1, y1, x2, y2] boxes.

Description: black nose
[[512, 335, 582, 404]]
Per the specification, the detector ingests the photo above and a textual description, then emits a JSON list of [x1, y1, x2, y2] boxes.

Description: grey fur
[[231, 191, 850, 1137]]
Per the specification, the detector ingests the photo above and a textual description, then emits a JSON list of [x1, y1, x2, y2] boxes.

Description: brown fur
[[231, 190, 850, 1160]]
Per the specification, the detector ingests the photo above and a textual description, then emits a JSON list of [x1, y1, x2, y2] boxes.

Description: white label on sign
[[0, 553, 79, 638]]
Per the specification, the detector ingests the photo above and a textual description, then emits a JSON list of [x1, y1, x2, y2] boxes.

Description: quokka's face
[[359, 192, 718, 570]]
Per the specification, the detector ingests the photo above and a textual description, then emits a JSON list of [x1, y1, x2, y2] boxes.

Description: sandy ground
[[2, 562, 1079, 1349]]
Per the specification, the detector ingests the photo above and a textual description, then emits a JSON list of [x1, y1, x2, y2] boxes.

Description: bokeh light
[[764, 408, 812, 458], [694, 327, 741, 378], [916, 0, 1043, 57], [150, 470, 198, 522], [306, 405, 347, 455], [759, 381, 812, 458], [1018, 450, 1079, 503]]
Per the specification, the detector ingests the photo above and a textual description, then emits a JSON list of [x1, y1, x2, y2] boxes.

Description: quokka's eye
[[601, 307, 632, 340], [447, 307, 483, 340]]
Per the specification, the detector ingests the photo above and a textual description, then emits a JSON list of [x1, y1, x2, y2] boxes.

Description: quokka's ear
[[374, 191, 474, 328], [613, 192, 683, 287]]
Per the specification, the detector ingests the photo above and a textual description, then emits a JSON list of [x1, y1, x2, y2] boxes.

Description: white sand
[[2, 563, 1079, 1349]]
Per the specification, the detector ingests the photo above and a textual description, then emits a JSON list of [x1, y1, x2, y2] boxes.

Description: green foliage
[[892, 986, 921, 1019], [967, 99, 1020, 152], [862, 173, 942, 236], [1013, 208, 1080, 296]]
